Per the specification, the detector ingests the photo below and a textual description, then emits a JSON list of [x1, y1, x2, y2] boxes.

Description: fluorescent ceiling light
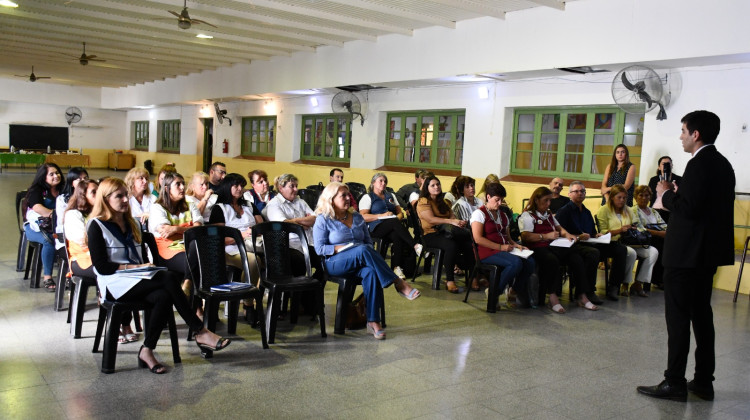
[[196, 34, 213, 39], [0, 0, 19, 7]]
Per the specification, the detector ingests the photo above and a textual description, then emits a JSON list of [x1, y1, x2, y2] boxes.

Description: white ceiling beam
[[423, 0, 506, 20], [526, 0, 566, 11], [323, 0, 456, 29]]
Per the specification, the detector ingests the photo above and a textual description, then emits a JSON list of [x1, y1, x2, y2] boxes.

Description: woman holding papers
[[87, 178, 230, 374], [314, 183, 420, 340], [359, 173, 420, 280], [148, 173, 203, 295], [208, 173, 263, 285], [597, 184, 659, 297], [520, 187, 598, 313], [470, 182, 535, 308]]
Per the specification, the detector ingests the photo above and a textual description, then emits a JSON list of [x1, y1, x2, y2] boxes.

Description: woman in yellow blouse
[[596, 184, 659, 297]]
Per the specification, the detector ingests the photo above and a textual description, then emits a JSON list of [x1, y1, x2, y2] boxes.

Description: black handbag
[[435, 223, 471, 241], [619, 228, 651, 248]]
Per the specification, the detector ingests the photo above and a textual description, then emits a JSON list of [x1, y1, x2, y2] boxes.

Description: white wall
[[0, 100, 126, 150]]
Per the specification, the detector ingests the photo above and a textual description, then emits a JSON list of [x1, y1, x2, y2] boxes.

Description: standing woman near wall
[[601, 144, 636, 206], [24, 163, 64, 291]]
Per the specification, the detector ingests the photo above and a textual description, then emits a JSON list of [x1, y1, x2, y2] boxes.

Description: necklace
[[336, 212, 348, 221]]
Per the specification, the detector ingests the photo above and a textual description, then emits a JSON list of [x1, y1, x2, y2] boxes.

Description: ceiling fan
[[76, 42, 105, 66], [168, 0, 217, 30], [14, 66, 51, 82]]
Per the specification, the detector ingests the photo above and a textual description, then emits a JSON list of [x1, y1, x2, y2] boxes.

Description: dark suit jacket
[[661, 145, 735, 268]]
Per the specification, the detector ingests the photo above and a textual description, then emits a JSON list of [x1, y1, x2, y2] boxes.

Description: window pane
[[594, 113, 614, 132], [591, 154, 609, 175], [624, 113, 644, 133], [518, 114, 535, 131], [515, 152, 532, 170], [515, 133, 533, 170], [541, 114, 559, 131], [566, 113, 587, 132], [539, 133, 558, 171], [623, 134, 643, 147], [564, 133, 585, 153], [564, 154, 583, 173]]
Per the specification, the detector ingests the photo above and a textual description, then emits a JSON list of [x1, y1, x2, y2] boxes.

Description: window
[[511, 106, 643, 181], [241, 116, 276, 157], [301, 113, 352, 162], [133, 121, 149, 151], [158, 120, 181, 152], [386, 110, 465, 170]]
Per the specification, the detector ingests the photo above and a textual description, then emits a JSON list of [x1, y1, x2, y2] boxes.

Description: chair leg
[[24, 244, 35, 280], [53, 259, 68, 312], [266, 288, 280, 344], [92, 306, 107, 353], [227, 300, 239, 335], [67, 279, 76, 323], [16, 234, 28, 272], [412, 250, 425, 283], [199, 299, 219, 358], [431, 250, 444, 290], [334, 282, 355, 335], [733, 236, 750, 303], [101, 309, 123, 374], [317, 287, 327, 338], [30, 249, 42, 288], [486, 269, 500, 313], [255, 293, 269, 349], [167, 313, 181, 364], [71, 281, 91, 338], [377, 285, 386, 329]]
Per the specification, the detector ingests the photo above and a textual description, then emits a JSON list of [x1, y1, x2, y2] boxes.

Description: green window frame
[[133, 121, 149, 151], [241, 116, 276, 157], [158, 120, 181, 153], [511, 106, 644, 182], [385, 110, 465, 170], [301, 113, 352, 162]]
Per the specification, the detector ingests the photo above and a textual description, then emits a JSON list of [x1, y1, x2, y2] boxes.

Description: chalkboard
[[9, 125, 69, 151]]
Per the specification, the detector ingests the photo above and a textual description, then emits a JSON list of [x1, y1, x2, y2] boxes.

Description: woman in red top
[[470, 183, 535, 308], [520, 187, 599, 313]]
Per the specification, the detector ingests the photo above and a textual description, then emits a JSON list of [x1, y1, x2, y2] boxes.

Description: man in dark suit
[[637, 110, 735, 402]]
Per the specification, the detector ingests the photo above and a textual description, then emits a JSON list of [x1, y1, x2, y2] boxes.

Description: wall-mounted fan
[[65, 106, 82, 125], [168, 0, 217, 29], [214, 103, 232, 126], [14, 66, 51, 82], [611, 65, 667, 120], [76, 42, 105, 66], [331, 91, 364, 126]]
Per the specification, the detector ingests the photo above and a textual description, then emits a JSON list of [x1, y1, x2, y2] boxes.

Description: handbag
[[346, 293, 367, 330], [435, 223, 471, 241], [619, 228, 651, 248]]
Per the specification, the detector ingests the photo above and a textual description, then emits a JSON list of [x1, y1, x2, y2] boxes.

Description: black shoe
[[688, 380, 714, 401], [606, 286, 619, 301], [589, 294, 603, 305], [636, 379, 687, 402]]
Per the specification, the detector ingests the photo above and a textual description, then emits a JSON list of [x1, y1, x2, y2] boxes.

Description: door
[[201, 118, 213, 173]]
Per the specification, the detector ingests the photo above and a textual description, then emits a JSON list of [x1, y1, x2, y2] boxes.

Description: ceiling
[[0, 0, 572, 89]]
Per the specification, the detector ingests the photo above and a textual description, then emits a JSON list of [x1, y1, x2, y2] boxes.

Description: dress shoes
[[688, 380, 714, 401], [588, 294, 603, 305], [636, 379, 687, 402], [606, 286, 619, 301]]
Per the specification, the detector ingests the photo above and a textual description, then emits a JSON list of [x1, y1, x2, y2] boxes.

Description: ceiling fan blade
[[168, 10, 181, 17], [191, 18, 217, 28], [37, 77, 51, 79]]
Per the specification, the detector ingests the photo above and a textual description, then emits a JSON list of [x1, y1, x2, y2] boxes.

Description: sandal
[[125, 332, 139, 342], [471, 278, 480, 291], [453, 266, 465, 276], [397, 287, 421, 301], [118, 334, 128, 344], [446, 281, 461, 294], [137, 345, 166, 374], [366, 323, 386, 340], [548, 303, 566, 314], [43, 278, 56, 292], [577, 300, 599, 311], [196, 336, 231, 352]]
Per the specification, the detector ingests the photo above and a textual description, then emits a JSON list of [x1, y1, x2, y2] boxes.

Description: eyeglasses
[[569, 189, 586, 194]]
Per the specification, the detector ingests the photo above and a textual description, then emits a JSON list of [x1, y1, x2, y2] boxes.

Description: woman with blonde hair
[[597, 184, 659, 297], [314, 182, 420, 340], [124, 167, 155, 226], [88, 178, 229, 373], [185, 171, 217, 221]]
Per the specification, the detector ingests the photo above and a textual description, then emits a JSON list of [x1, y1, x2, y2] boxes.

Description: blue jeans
[[324, 245, 397, 323], [24, 224, 55, 276], [481, 252, 535, 295]]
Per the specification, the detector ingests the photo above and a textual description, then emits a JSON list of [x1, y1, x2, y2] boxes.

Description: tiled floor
[[1, 168, 749, 419]]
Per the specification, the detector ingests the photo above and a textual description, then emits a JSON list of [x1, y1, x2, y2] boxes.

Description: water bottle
[[47, 145, 51, 154]]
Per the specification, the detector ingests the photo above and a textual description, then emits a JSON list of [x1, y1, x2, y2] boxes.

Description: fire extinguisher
[[222, 139, 228, 154]]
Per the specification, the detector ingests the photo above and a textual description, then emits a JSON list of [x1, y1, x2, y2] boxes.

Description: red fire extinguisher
[[222, 139, 228, 153]]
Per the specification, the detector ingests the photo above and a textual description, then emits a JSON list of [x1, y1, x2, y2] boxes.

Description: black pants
[[532, 246, 595, 302], [571, 244, 600, 298], [590, 242, 628, 288], [72, 261, 133, 327], [650, 237, 665, 286], [370, 218, 416, 274], [422, 232, 474, 282], [663, 266, 716, 384], [163, 252, 189, 279], [109, 270, 203, 350]]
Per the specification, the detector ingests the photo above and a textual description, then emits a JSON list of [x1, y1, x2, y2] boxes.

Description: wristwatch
[[538, 234, 543, 241]]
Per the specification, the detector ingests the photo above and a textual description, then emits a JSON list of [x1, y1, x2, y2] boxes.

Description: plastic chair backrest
[[140, 231, 164, 266], [297, 188, 321, 211], [252, 221, 312, 279], [184, 225, 247, 290], [406, 202, 425, 240]]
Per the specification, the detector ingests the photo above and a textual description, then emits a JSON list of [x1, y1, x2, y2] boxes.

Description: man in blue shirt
[[555, 181, 626, 303]]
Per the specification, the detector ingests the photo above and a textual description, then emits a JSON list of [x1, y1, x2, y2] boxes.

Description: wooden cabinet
[[108, 153, 135, 171]]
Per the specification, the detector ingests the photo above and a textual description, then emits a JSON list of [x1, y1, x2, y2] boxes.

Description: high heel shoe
[[137, 345, 166, 374], [195, 336, 231, 352]]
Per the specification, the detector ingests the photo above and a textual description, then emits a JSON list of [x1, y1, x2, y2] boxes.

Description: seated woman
[[208, 173, 263, 286], [596, 184, 659, 297], [243, 169, 276, 214], [150, 163, 176, 199], [88, 178, 229, 374], [477, 174, 500, 203], [265, 173, 323, 279], [55, 167, 89, 250], [185, 171, 217, 221], [359, 172, 421, 280], [632, 185, 667, 288], [451, 175, 483, 221], [148, 173, 203, 294], [470, 182, 535, 308], [416, 175, 475, 293], [313, 182, 420, 340], [24, 163, 64, 291], [520, 187, 599, 313], [125, 167, 155, 227]]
